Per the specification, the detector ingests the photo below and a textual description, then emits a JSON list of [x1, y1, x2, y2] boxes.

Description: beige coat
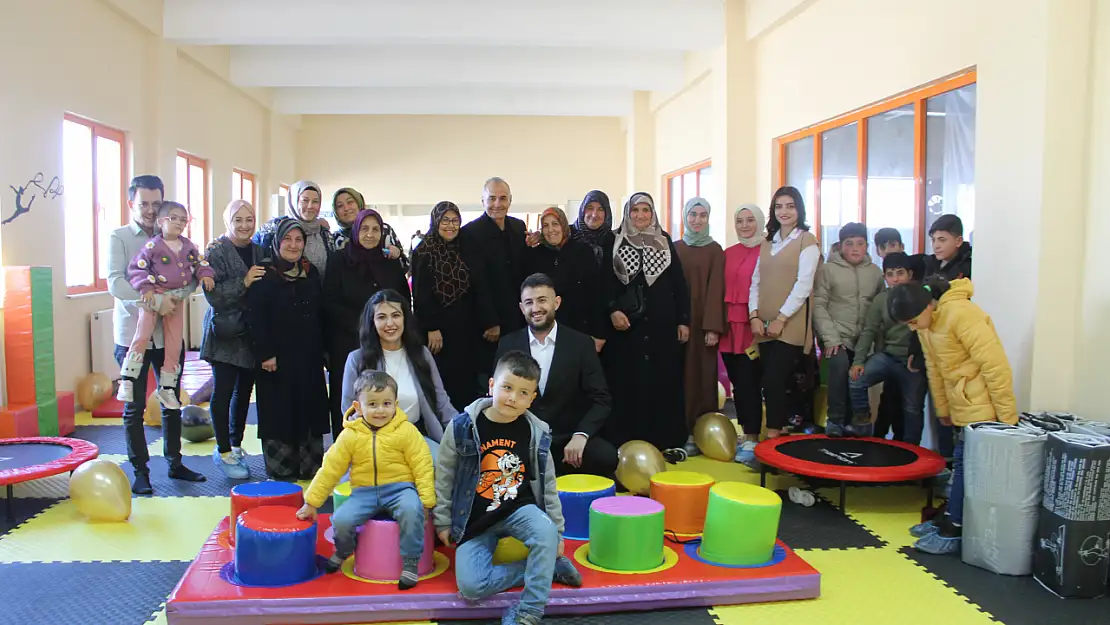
[[812, 251, 884, 351]]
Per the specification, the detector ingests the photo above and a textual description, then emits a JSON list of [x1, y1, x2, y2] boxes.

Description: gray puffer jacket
[[812, 251, 884, 351]]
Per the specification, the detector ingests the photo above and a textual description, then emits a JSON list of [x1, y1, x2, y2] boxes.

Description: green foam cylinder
[[700, 482, 782, 566], [587, 496, 664, 571], [333, 482, 351, 510]]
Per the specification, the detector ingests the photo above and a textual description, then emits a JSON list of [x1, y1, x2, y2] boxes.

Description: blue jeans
[[424, 436, 439, 462], [331, 482, 425, 560], [947, 429, 965, 525], [848, 352, 927, 444], [455, 504, 559, 620]]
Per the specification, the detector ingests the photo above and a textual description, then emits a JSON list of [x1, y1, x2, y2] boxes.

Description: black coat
[[922, 241, 972, 281], [495, 324, 611, 438], [460, 213, 528, 333], [600, 237, 691, 450], [522, 239, 605, 338], [322, 251, 411, 357], [247, 265, 330, 442]]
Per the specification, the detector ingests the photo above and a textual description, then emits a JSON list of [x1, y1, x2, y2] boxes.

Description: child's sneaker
[[788, 486, 816, 507], [734, 440, 759, 470], [846, 411, 873, 437], [683, 436, 701, 457], [553, 555, 582, 587], [399, 557, 420, 590], [323, 554, 344, 574], [116, 379, 134, 402], [501, 605, 541, 625], [661, 448, 687, 464], [825, 419, 845, 438], [157, 386, 181, 409], [212, 448, 249, 480]]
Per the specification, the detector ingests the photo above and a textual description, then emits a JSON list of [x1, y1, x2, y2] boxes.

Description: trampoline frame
[[0, 437, 99, 522], [755, 435, 946, 510]]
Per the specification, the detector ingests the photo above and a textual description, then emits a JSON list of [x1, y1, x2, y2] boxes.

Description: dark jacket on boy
[[922, 241, 972, 281]]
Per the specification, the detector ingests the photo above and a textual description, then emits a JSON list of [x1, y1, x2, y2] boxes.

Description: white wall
[[0, 0, 296, 392]]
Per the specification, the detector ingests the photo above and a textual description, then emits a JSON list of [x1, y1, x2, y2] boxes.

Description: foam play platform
[[166, 514, 820, 624]]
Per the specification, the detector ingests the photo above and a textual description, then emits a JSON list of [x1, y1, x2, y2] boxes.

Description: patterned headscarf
[[420, 201, 471, 306], [270, 217, 309, 280], [681, 197, 713, 247], [735, 203, 767, 249], [332, 187, 366, 230], [223, 199, 255, 242], [571, 190, 613, 254], [539, 207, 570, 250], [286, 179, 330, 272], [613, 192, 671, 287]]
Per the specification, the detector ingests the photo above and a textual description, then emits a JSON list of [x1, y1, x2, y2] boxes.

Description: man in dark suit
[[495, 273, 618, 478]]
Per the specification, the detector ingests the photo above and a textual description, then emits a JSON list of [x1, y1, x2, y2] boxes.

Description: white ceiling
[[162, 0, 724, 116]]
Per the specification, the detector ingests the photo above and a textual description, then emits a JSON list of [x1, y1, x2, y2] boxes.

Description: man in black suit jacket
[[495, 273, 618, 478]]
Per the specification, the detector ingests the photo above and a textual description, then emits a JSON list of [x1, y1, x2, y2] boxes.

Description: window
[[661, 160, 712, 240], [774, 69, 976, 254], [62, 114, 127, 295], [232, 169, 256, 205], [175, 152, 209, 245]]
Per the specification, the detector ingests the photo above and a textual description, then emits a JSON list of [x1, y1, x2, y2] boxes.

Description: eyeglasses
[[165, 215, 189, 224], [440, 218, 461, 226]]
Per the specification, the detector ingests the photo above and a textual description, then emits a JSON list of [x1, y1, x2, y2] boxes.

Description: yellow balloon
[[493, 537, 529, 564], [717, 382, 727, 410], [694, 412, 739, 462], [69, 459, 132, 522], [615, 440, 667, 495], [77, 373, 113, 411], [144, 389, 191, 426]]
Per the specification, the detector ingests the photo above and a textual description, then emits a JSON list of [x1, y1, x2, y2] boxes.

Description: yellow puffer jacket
[[918, 279, 1018, 427], [304, 408, 435, 509]]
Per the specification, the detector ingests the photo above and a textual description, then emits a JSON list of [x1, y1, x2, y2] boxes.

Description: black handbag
[[614, 283, 646, 323], [211, 308, 247, 339]]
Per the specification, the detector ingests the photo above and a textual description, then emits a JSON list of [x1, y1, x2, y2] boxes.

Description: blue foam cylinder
[[557, 475, 616, 541], [235, 506, 318, 586]]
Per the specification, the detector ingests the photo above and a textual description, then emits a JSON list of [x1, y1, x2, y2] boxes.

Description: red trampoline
[[0, 437, 99, 521], [755, 435, 945, 509]]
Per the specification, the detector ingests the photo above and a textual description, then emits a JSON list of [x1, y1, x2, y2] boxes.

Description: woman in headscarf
[[200, 200, 265, 480], [247, 217, 329, 481], [523, 206, 605, 344], [570, 190, 615, 266], [323, 208, 410, 436], [411, 201, 497, 408], [331, 187, 409, 272], [720, 204, 767, 468], [674, 197, 726, 455], [601, 192, 691, 460], [255, 180, 334, 278]]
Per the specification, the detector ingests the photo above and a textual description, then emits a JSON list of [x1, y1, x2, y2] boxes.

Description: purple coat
[[128, 235, 215, 293]]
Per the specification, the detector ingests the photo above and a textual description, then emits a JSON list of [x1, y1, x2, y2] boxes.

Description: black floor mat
[[901, 546, 1110, 625], [0, 560, 189, 625], [121, 455, 266, 497], [0, 497, 58, 537], [68, 424, 164, 456], [775, 488, 885, 550], [463, 606, 718, 624]]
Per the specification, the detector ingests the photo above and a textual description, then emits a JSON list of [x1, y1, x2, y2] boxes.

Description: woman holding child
[[748, 186, 820, 440], [342, 289, 457, 458]]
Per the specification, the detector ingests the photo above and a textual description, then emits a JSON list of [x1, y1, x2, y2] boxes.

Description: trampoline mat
[[0, 443, 73, 471], [776, 439, 919, 468]]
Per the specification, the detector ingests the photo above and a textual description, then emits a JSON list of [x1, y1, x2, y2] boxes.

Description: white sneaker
[[116, 379, 134, 402], [156, 387, 181, 409], [788, 486, 816, 507]]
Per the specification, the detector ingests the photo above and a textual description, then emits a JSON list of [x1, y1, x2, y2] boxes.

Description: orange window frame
[[233, 169, 257, 206], [64, 113, 128, 295], [176, 151, 210, 245], [661, 158, 712, 238], [773, 68, 976, 253]]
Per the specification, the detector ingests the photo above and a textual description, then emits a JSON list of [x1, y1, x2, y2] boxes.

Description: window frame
[[63, 113, 128, 296], [175, 151, 210, 246], [773, 68, 976, 253], [661, 158, 712, 239], [233, 168, 257, 206]]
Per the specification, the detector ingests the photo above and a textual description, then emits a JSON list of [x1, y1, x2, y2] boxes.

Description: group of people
[[105, 170, 1016, 621]]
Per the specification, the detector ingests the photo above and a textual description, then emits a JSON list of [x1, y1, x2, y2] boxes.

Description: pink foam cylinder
[[352, 514, 435, 581]]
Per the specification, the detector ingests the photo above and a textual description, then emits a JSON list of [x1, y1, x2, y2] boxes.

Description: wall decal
[[5, 173, 64, 225]]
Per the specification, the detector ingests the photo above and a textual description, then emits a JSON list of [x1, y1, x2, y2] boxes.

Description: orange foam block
[[4, 268, 36, 406], [0, 404, 39, 438], [56, 391, 75, 436]]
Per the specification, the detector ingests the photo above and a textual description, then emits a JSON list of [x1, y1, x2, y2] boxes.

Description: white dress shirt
[[748, 228, 821, 318], [528, 322, 558, 395]]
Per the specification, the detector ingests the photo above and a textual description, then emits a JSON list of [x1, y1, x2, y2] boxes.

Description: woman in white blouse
[[748, 186, 820, 439], [341, 289, 458, 458]]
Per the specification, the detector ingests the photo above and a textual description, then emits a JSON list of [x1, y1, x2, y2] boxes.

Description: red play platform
[[166, 515, 821, 625]]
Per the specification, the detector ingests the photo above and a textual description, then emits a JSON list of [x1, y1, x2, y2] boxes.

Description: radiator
[[187, 292, 210, 350], [90, 309, 118, 380]]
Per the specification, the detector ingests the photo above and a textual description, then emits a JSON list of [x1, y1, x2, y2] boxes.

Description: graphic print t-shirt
[[463, 410, 535, 541]]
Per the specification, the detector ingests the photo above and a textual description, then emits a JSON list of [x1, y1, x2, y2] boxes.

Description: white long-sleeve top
[[748, 228, 821, 318]]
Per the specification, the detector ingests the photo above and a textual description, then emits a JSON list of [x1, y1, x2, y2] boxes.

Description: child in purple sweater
[[117, 201, 215, 408]]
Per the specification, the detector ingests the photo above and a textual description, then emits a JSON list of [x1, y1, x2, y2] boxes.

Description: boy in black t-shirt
[[434, 351, 581, 625]]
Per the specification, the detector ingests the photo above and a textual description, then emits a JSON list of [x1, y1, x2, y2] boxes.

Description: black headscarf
[[571, 189, 613, 264]]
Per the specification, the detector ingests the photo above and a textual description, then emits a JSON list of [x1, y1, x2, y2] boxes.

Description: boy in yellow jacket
[[888, 277, 1017, 555], [297, 370, 435, 589]]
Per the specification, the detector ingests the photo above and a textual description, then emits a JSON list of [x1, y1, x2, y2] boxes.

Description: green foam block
[[36, 397, 59, 437], [30, 267, 56, 403]]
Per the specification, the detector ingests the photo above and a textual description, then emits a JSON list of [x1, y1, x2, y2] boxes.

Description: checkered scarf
[[613, 192, 671, 287]]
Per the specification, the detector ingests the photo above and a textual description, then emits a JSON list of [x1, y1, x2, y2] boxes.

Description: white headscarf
[[613, 192, 672, 287], [735, 203, 766, 249]]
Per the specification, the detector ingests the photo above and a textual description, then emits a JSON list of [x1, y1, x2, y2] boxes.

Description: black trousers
[[114, 343, 186, 475], [758, 340, 803, 431], [550, 433, 619, 480], [210, 361, 254, 453], [721, 352, 763, 438]]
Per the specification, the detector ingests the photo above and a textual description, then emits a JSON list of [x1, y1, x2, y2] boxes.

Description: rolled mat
[[588, 496, 664, 571], [962, 421, 1046, 575]]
